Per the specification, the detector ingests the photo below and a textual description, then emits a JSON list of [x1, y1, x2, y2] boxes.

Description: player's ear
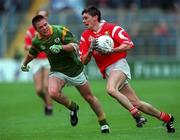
[[93, 15, 98, 21]]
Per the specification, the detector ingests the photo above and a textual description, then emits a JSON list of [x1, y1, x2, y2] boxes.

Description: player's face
[[82, 13, 97, 30], [35, 19, 50, 37]]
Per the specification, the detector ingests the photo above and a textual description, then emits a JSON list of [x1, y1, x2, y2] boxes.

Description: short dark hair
[[32, 15, 45, 29], [81, 6, 101, 22]]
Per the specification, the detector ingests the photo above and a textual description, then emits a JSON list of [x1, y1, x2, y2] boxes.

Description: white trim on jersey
[[111, 26, 120, 38], [26, 30, 33, 39], [80, 36, 85, 42]]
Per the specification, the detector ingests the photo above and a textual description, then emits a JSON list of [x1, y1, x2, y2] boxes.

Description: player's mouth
[[43, 29, 50, 37]]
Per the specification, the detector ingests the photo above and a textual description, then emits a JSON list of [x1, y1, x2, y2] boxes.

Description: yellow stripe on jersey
[[62, 27, 69, 41]]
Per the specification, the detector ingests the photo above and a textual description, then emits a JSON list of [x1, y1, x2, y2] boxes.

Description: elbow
[[28, 53, 36, 59], [81, 59, 88, 65], [81, 57, 90, 65]]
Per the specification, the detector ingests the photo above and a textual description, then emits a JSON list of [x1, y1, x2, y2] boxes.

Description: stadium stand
[[1, 0, 180, 58], [5, 0, 49, 58]]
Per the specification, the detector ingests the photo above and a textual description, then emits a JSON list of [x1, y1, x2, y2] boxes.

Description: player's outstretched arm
[[21, 53, 35, 72]]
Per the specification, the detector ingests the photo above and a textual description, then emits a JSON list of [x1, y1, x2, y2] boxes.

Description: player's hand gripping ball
[[94, 35, 114, 54]]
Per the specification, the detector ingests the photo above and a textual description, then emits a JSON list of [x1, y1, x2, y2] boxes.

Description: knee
[[48, 87, 59, 98], [84, 93, 95, 103], [106, 86, 116, 97]]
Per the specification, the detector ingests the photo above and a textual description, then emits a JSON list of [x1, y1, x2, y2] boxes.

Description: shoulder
[[32, 35, 41, 46], [104, 22, 125, 36], [103, 22, 117, 30], [52, 25, 69, 31], [80, 30, 91, 43], [81, 29, 91, 37]]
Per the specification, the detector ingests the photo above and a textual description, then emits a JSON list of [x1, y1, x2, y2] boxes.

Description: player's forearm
[[113, 44, 132, 53], [62, 43, 79, 52], [22, 53, 35, 66], [81, 52, 92, 65]]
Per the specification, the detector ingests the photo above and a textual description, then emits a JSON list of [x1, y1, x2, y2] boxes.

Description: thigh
[[106, 58, 131, 90], [42, 68, 50, 88], [76, 82, 93, 98], [33, 69, 43, 91], [107, 70, 127, 90], [48, 76, 65, 92]]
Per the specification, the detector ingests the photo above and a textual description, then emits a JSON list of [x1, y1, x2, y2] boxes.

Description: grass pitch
[[0, 79, 179, 140]]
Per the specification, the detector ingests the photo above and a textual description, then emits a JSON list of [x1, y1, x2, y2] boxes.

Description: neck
[[92, 22, 101, 32]]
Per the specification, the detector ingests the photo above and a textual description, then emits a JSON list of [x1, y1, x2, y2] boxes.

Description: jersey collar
[[93, 22, 105, 34]]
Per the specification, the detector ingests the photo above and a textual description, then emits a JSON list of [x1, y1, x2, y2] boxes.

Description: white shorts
[[30, 59, 50, 75], [105, 58, 131, 84], [49, 71, 87, 86]]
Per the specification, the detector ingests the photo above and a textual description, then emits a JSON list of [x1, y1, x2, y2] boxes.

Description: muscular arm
[[81, 51, 92, 65], [113, 43, 132, 53], [22, 53, 36, 66], [62, 43, 79, 52]]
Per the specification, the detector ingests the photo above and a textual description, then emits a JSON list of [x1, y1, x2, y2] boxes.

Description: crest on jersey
[[88, 36, 95, 42], [54, 37, 60, 43], [40, 45, 46, 50], [105, 31, 110, 36]]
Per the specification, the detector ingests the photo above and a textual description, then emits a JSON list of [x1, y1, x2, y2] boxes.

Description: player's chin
[[84, 24, 90, 28], [85, 25, 89, 29], [44, 32, 50, 37]]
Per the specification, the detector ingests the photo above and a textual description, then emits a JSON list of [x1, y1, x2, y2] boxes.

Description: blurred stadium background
[[0, 1, 180, 139], [0, 0, 180, 81]]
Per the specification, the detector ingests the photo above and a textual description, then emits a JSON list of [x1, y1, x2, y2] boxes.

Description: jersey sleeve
[[59, 26, 78, 44], [111, 25, 134, 48]]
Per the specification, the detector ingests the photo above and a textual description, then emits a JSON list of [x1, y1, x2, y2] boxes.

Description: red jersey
[[24, 25, 47, 59], [79, 22, 134, 78]]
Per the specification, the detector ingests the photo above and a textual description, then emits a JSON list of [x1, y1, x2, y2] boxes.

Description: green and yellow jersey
[[30, 25, 83, 77]]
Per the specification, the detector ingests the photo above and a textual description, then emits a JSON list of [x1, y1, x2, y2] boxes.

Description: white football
[[98, 35, 114, 48]]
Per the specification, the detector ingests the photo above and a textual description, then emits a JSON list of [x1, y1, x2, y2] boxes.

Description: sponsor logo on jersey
[[88, 36, 95, 41], [105, 31, 110, 36], [40, 45, 46, 50], [54, 37, 60, 43]]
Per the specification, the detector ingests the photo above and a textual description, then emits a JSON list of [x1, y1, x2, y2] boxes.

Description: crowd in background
[[86, 0, 180, 12], [0, 0, 180, 58], [0, 0, 31, 12], [1, 0, 179, 12]]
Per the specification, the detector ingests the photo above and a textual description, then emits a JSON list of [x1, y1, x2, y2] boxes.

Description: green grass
[[0, 79, 179, 140]]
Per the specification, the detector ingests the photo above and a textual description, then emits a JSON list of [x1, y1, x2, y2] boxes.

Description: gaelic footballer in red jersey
[[79, 22, 134, 78], [79, 6, 175, 133]]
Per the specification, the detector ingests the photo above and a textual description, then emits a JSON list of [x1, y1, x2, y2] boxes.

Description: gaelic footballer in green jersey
[[30, 25, 83, 77], [21, 15, 110, 133]]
